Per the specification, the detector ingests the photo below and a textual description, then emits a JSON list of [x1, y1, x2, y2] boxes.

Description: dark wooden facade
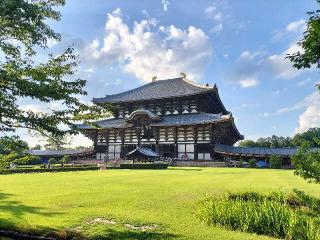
[[77, 77, 243, 161]]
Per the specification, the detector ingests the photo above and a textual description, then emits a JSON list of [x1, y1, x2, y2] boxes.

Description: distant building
[[29, 149, 94, 163], [76, 76, 243, 161]]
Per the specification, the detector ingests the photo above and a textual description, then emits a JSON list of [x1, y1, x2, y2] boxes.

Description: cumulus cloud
[[84, 9, 212, 82], [295, 92, 320, 133], [266, 43, 305, 79]]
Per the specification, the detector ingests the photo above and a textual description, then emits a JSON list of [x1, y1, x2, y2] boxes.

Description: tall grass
[[195, 190, 320, 240]]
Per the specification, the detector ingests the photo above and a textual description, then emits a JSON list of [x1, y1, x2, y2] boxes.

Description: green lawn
[[0, 168, 319, 240]]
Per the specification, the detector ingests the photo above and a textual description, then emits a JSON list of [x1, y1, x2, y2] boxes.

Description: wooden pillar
[[210, 124, 215, 161], [194, 126, 198, 160], [155, 127, 160, 154], [174, 127, 178, 158], [136, 127, 141, 147], [120, 129, 125, 159]]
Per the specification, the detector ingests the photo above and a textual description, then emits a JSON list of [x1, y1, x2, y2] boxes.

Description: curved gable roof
[[93, 77, 216, 104]]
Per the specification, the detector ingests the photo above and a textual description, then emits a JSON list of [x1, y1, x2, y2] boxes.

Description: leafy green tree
[[44, 133, 69, 150], [48, 158, 57, 165], [292, 128, 320, 148], [60, 155, 71, 166], [293, 147, 320, 183], [30, 144, 42, 150], [287, 0, 320, 73], [0, 0, 109, 138], [249, 159, 256, 168], [269, 155, 282, 169], [0, 136, 28, 155], [238, 140, 257, 148]]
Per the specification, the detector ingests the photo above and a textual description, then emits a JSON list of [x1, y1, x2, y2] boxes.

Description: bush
[[60, 155, 71, 165], [195, 191, 320, 240], [0, 166, 99, 175], [238, 159, 243, 168], [48, 158, 58, 165], [248, 159, 256, 168], [120, 163, 168, 169], [269, 155, 282, 169], [14, 155, 42, 165]]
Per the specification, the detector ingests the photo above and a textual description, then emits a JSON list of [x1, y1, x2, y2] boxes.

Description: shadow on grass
[[89, 228, 178, 240]]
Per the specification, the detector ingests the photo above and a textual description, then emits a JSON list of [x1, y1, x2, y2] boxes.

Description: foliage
[[0, 166, 99, 175], [293, 147, 320, 183], [120, 163, 168, 169], [0, 0, 110, 137], [60, 155, 71, 165], [248, 159, 256, 168], [287, 0, 320, 71], [195, 190, 320, 240], [0, 136, 28, 155], [30, 144, 42, 150], [269, 155, 282, 169], [292, 128, 320, 148], [238, 159, 243, 168], [14, 155, 41, 165], [48, 158, 58, 165], [44, 133, 69, 150], [239, 135, 294, 148]]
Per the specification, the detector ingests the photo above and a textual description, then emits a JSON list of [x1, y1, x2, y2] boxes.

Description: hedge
[[120, 163, 168, 169], [0, 166, 100, 175]]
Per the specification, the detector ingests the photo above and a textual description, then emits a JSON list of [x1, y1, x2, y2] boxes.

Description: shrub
[[60, 155, 71, 165], [238, 159, 243, 168], [14, 155, 41, 165], [0, 166, 99, 175], [48, 158, 58, 165], [195, 191, 320, 240], [248, 159, 256, 168], [269, 155, 282, 169], [120, 163, 168, 169]]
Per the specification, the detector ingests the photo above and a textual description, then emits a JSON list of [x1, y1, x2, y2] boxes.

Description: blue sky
[[19, 0, 320, 146]]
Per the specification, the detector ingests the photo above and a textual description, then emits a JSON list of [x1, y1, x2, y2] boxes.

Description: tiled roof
[[29, 148, 93, 157], [127, 148, 159, 157], [75, 113, 231, 129], [214, 144, 298, 157], [93, 77, 215, 103]]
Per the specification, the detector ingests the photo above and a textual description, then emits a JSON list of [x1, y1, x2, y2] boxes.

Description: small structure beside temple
[[76, 75, 243, 162]]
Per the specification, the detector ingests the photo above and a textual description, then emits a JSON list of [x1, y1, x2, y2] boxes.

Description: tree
[[287, 0, 320, 74], [30, 144, 42, 150], [0, 0, 109, 138], [292, 128, 320, 148], [292, 147, 320, 183], [0, 136, 28, 155], [238, 140, 257, 148], [44, 133, 69, 150], [269, 155, 282, 169], [60, 155, 71, 166], [248, 159, 256, 168]]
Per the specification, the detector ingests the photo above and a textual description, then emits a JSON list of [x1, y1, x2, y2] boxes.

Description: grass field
[[0, 168, 319, 239]]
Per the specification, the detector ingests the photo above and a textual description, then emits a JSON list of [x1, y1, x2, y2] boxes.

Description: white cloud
[[239, 78, 259, 88], [286, 19, 306, 33], [84, 68, 94, 73], [211, 23, 223, 34], [161, 0, 170, 11], [266, 43, 306, 79], [204, 4, 225, 34], [84, 9, 212, 82], [230, 50, 263, 88], [47, 38, 58, 48], [295, 92, 320, 133]]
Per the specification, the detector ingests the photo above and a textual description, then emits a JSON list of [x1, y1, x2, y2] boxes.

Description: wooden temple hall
[[76, 75, 244, 161]]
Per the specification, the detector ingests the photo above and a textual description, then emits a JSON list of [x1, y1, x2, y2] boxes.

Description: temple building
[[76, 75, 243, 161]]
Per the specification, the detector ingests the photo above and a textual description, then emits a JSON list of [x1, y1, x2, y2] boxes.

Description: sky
[[17, 0, 320, 147]]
